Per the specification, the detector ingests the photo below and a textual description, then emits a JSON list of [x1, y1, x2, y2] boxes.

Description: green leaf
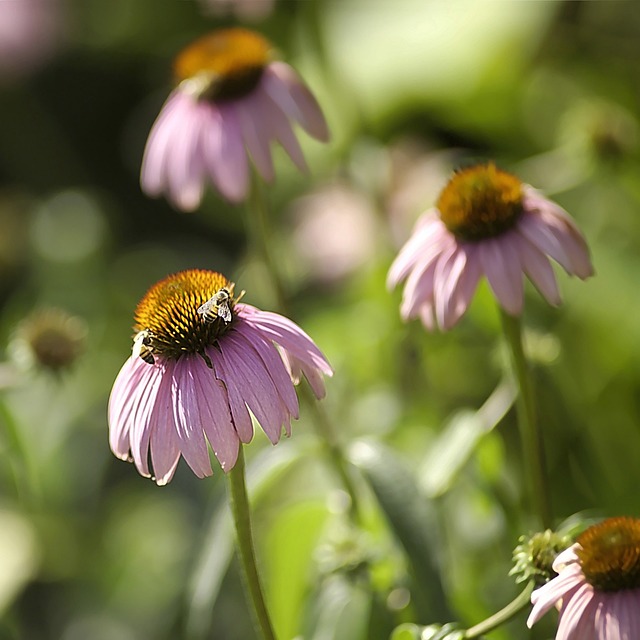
[[303, 575, 372, 640], [263, 500, 330, 640], [348, 440, 450, 620], [419, 379, 515, 498]]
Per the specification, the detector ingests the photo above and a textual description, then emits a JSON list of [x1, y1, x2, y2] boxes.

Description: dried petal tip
[[577, 516, 640, 591], [511, 529, 572, 585], [10, 307, 87, 373], [437, 163, 523, 241]]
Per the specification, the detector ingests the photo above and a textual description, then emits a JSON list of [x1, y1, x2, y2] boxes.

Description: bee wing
[[218, 303, 232, 323], [197, 299, 213, 316]]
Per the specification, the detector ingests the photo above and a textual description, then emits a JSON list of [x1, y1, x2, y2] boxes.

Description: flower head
[[108, 270, 332, 485], [11, 307, 87, 374], [141, 28, 329, 211], [387, 163, 594, 331], [527, 517, 640, 639], [511, 529, 573, 585], [0, 0, 62, 79]]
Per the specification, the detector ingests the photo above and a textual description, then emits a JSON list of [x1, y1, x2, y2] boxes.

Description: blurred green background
[[0, 0, 639, 638]]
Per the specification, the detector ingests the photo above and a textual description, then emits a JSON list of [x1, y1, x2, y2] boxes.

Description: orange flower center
[[174, 28, 272, 101], [133, 270, 239, 362], [577, 517, 640, 592], [436, 163, 524, 241]]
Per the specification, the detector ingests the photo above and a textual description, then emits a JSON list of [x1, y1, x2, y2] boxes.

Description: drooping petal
[[108, 356, 149, 460], [236, 93, 275, 182], [478, 235, 524, 316], [528, 561, 585, 627], [143, 359, 182, 485], [204, 103, 250, 202], [446, 243, 482, 329], [398, 232, 452, 319], [208, 346, 255, 444], [515, 232, 562, 306], [433, 244, 468, 331], [386, 213, 446, 288], [171, 357, 214, 478], [262, 61, 329, 142], [233, 322, 299, 418], [556, 582, 598, 640], [535, 207, 594, 279], [279, 349, 326, 401], [216, 332, 290, 444], [188, 355, 239, 472], [128, 361, 167, 478], [140, 91, 186, 197], [165, 99, 208, 211], [237, 305, 332, 377]]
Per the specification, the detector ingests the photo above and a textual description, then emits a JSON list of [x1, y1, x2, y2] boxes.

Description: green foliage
[[0, 0, 638, 638]]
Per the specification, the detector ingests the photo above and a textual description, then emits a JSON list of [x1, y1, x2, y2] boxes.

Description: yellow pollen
[[436, 163, 524, 241], [577, 517, 640, 592], [133, 270, 239, 361], [174, 28, 272, 101]]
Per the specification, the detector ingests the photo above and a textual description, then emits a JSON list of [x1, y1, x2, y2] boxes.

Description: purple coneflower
[[140, 28, 329, 211], [528, 517, 640, 639], [108, 269, 332, 485], [387, 163, 594, 331]]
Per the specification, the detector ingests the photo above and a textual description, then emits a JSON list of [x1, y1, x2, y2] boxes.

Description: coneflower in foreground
[[108, 269, 332, 484], [140, 27, 329, 210], [387, 162, 594, 331], [527, 517, 640, 639]]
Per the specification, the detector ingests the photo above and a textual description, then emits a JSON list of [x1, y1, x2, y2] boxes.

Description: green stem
[[227, 446, 277, 640], [245, 174, 363, 525], [0, 393, 41, 506], [499, 310, 552, 530], [464, 581, 535, 638]]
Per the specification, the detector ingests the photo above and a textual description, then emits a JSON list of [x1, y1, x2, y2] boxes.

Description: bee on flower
[[108, 270, 332, 485]]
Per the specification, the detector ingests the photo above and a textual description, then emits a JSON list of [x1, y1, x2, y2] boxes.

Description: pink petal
[[204, 103, 250, 202], [515, 233, 562, 306], [140, 92, 188, 197], [237, 306, 332, 377], [262, 62, 329, 142], [147, 359, 182, 485], [478, 236, 524, 316], [108, 357, 148, 460], [528, 561, 585, 627], [419, 299, 436, 331], [188, 355, 239, 472], [556, 582, 598, 640], [165, 100, 208, 211], [386, 213, 446, 288], [233, 322, 299, 418], [447, 244, 482, 328], [280, 349, 326, 401], [248, 84, 309, 173], [128, 362, 166, 478], [433, 245, 468, 330], [236, 92, 275, 182], [208, 346, 254, 444], [171, 358, 214, 478], [217, 333, 289, 444]]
